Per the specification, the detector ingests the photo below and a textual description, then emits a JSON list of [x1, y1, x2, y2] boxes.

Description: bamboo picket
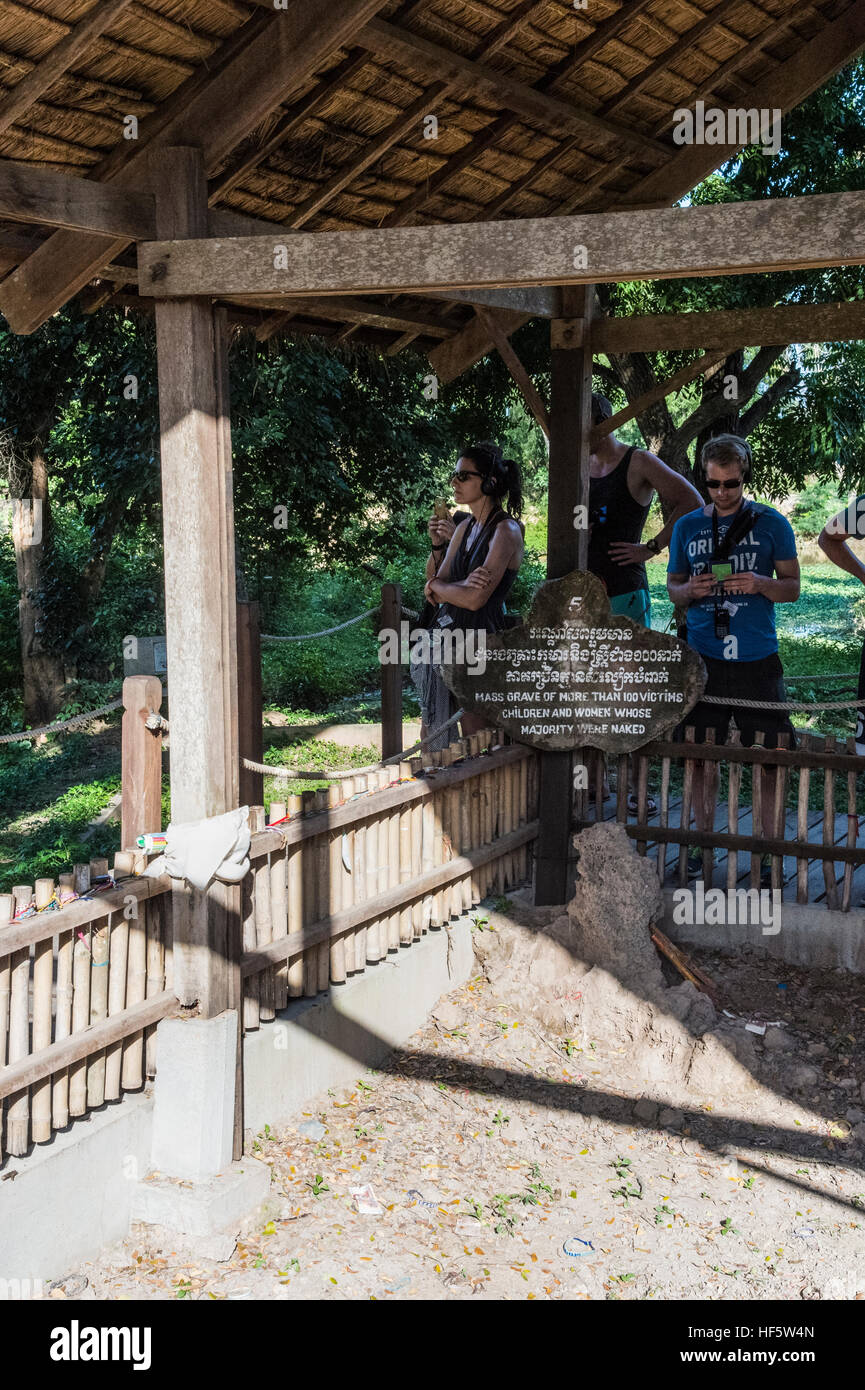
[[0, 854, 173, 1156]]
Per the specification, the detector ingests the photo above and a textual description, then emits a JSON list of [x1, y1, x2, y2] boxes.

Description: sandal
[[627, 792, 657, 815]]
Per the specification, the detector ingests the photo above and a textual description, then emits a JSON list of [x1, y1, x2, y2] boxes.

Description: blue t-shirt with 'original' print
[[668, 501, 797, 662]]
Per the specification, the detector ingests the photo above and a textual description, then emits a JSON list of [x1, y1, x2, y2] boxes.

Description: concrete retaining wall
[[661, 889, 865, 973], [243, 918, 476, 1134], [0, 1089, 153, 1285]]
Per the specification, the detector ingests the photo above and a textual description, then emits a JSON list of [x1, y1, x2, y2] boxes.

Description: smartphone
[[711, 562, 733, 582], [433, 498, 450, 520]]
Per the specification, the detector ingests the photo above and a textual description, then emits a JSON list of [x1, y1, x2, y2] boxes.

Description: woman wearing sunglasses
[[414, 442, 524, 750]]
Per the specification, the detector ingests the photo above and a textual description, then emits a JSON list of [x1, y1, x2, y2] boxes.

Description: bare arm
[[609, 453, 702, 566], [818, 509, 865, 584], [427, 520, 521, 612]]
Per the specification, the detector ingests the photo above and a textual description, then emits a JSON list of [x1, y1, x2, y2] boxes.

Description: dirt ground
[[50, 908, 865, 1303]]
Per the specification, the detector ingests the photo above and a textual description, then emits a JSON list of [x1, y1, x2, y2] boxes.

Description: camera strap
[[710, 500, 758, 635]]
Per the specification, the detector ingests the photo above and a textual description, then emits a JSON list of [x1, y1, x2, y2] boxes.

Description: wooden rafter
[[284, 0, 550, 236], [0, 0, 134, 138], [0, 0, 392, 335], [138, 191, 865, 300], [354, 18, 671, 159], [599, 0, 752, 119], [474, 304, 549, 439], [208, 51, 371, 203], [382, 0, 658, 228], [431, 0, 865, 383], [591, 350, 730, 446]]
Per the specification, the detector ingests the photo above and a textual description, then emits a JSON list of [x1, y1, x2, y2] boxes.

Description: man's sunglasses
[[451, 469, 482, 483], [705, 478, 743, 490]]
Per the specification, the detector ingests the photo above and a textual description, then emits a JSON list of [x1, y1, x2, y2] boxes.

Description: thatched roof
[[0, 0, 861, 356]]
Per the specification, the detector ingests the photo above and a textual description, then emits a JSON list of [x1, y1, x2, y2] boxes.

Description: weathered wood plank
[[138, 192, 865, 301], [0, 160, 155, 238], [591, 300, 865, 354]]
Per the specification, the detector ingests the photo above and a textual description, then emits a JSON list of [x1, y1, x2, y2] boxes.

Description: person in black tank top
[[414, 442, 524, 749], [588, 394, 703, 627]]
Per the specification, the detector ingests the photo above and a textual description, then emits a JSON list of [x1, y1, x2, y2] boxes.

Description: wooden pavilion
[[2, 0, 865, 1023]]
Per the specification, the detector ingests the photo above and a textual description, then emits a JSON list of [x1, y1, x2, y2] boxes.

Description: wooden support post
[[380, 582, 403, 762], [153, 147, 240, 1019], [535, 287, 593, 905], [121, 675, 164, 848], [237, 600, 264, 807]]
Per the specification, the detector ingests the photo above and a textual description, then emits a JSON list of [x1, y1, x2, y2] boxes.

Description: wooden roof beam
[[475, 305, 549, 439], [0, 0, 134, 138], [591, 299, 865, 353], [353, 19, 671, 160], [0, 160, 155, 239], [138, 191, 865, 300], [0, 0, 392, 335], [228, 293, 454, 338]]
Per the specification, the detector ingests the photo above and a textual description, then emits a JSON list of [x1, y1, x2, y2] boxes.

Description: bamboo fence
[[0, 855, 174, 1160]]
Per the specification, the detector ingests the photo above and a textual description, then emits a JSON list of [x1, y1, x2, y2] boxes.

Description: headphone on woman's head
[[481, 457, 507, 497]]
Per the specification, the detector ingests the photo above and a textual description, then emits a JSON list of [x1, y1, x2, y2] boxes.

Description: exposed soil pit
[[62, 826, 865, 1302]]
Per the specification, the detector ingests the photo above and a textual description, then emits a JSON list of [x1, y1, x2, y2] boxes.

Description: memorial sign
[[441, 570, 706, 754]]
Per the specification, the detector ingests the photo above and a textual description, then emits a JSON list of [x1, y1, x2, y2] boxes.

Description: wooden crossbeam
[[0, 0, 134, 138], [591, 350, 729, 445], [0, 0, 391, 335], [0, 160, 155, 239], [354, 18, 671, 159], [229, 293, 453, 338], [591, 299, 865, 353], [414, 285, 559, 317], [137, 191, 865, 300], [475, 304, 550, 439]]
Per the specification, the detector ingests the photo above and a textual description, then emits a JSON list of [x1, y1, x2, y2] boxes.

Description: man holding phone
[[667, 435, 800, 884]]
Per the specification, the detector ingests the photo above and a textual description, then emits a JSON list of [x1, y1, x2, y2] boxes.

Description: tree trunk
[[11, 448, 66, 726]]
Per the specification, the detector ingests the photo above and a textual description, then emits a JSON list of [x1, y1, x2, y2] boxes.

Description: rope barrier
[[241, 708, 466, 782], [701, 693, 865, 712], [261, 609, 377, 641], [0, 699, 122, 745]]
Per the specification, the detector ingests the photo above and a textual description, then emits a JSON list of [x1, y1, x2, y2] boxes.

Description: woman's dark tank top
[[587, 445, 651, 598], [439, 506, 520, 632]]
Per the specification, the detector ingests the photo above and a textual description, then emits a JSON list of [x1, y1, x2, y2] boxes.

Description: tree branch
[[740, 367, 801, 436], [670, 346, 787, 452]]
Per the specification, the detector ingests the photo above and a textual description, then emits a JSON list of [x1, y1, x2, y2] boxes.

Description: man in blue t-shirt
[[667, 435, 801, 884]]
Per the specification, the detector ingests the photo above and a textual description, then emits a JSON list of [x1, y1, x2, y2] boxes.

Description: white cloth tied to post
[[145, 807, 251, 890]]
